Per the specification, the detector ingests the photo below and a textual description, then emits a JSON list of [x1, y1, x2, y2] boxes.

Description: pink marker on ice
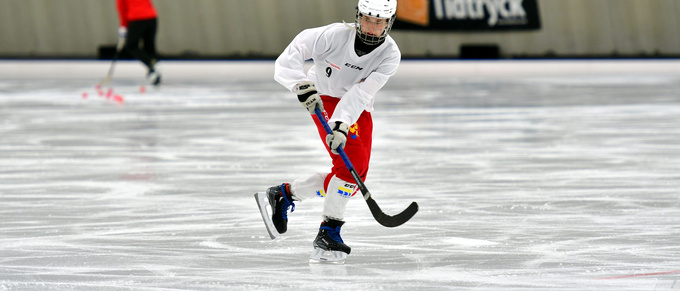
[[113, 95, 124, 104]]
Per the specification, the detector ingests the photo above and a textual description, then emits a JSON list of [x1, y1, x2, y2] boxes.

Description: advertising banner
[[393, 0, 541, 31]]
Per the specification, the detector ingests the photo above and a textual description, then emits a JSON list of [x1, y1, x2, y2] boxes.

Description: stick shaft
[[314, 108, 370, 200], [313, 107, 418, 227], [103, 38, 125, 85]]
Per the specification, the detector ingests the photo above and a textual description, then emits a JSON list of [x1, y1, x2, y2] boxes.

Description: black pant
[[125, 18, 158, 72]]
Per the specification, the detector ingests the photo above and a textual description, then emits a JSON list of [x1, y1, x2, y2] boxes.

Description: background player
[[116, 0, 161, 85]]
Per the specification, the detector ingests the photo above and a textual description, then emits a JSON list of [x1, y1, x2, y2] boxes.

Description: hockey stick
[[314, 108, 418, 227], [101, 38, 126, 86]]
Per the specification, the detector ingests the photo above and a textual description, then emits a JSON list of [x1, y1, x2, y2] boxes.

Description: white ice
[[1, 60, 680, 290]]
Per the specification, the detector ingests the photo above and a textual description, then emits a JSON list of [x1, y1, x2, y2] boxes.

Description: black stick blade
[[366, 197, 419, 227]]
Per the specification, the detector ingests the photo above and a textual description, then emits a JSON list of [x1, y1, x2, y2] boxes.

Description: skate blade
[[254, 192, 278, 240], [309, 248, 347, 264]]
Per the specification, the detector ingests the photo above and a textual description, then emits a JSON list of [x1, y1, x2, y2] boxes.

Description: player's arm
[[330, 51, 400, 126], [115, 0, 128, 28], [274, 25, 334, 114], [274, 26, 332, 91], [326, 52, 400, 154]]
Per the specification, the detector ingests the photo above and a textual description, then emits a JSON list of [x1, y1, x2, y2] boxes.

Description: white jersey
[[274, 22, 401, 125]]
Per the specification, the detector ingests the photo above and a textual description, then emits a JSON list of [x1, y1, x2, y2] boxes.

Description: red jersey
[[116, 0, 158, 27]]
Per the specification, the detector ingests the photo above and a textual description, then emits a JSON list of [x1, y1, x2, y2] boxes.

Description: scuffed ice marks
[[1, 61, 680, 289]]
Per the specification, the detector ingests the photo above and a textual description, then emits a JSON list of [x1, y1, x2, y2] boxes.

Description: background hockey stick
[[101, 38, 126, 86], [314, 108, 418, 227]]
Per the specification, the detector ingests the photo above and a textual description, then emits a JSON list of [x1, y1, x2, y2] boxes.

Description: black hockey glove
[[325, 121, 349, 155], [295, 81, 324, 114]]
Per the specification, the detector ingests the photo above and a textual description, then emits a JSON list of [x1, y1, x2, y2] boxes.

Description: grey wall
[[1, 0, 679, 58]]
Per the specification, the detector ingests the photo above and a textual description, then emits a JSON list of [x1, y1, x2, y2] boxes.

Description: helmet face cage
[[355, 0, 397, 45], [355, 12, 396, 45]]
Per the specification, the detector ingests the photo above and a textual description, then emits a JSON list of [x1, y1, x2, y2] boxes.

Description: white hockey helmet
[[355, 0, 397, 45]]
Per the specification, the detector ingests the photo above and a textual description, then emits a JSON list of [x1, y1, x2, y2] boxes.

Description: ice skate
[[254, 183, 295, 239], [147, 66, 161, 86], [267, 183, 295, 234], [254, 192, 278, 239], [309, 219, 351, 264]]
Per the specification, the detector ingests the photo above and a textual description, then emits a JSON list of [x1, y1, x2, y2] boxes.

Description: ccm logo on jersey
[[345, 63, 363, 70]]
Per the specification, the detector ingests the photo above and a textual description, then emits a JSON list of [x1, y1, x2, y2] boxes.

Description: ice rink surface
[[1, 60, 679, 290]]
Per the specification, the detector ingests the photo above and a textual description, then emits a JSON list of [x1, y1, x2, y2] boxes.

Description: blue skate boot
[[313, 219, 351, 254], [266, 183, 295, 234]]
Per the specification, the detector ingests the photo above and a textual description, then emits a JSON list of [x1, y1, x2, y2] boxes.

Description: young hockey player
[[116, 0, 161, 85], [267, 0, 400, 262]]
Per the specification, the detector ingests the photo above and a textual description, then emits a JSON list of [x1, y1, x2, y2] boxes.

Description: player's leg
[[313, 174, 355, 254], [142, 18, 161, 85], [291, 172, 328, 200], [124, 21, 143, 63], [311, 100, 374, 254]]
